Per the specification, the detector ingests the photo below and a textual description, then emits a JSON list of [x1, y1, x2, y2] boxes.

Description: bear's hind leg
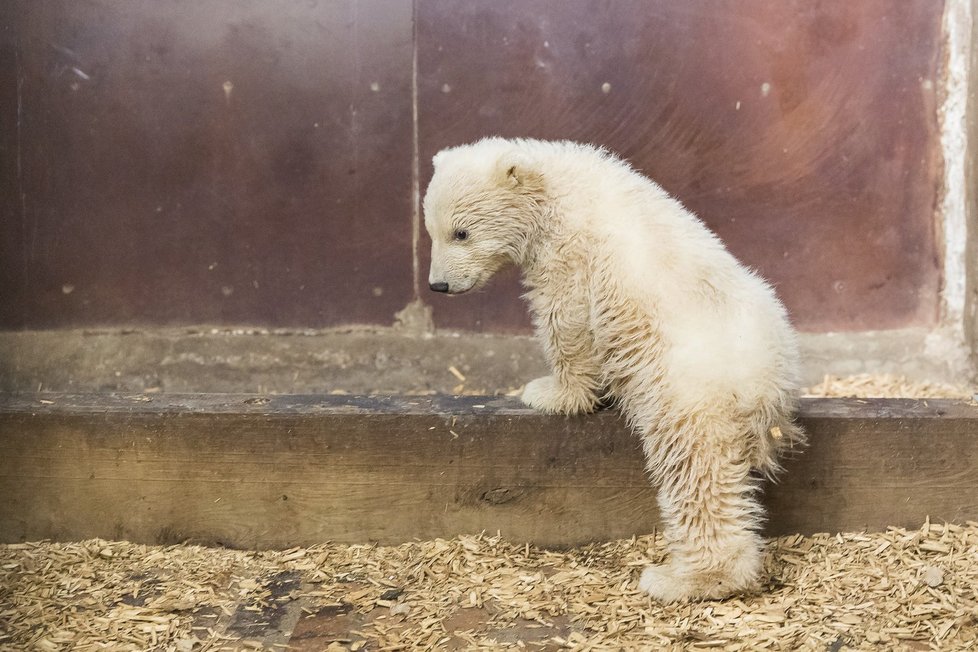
[[640, 424, 765, 602]]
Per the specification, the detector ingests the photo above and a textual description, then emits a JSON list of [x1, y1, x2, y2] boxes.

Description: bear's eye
[[453, 229, 468, 241]]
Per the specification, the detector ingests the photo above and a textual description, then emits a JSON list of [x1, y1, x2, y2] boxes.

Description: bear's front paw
[[521, 376, 596, 415]]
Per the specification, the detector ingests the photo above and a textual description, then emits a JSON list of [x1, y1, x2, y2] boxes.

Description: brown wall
[[0, 1, 944, 333]]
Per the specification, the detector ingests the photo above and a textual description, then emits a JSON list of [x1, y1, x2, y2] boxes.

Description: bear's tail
[[749, 394, 807, 481]]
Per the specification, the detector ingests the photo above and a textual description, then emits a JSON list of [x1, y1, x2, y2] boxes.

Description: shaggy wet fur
[[424, 138, 805, 602]]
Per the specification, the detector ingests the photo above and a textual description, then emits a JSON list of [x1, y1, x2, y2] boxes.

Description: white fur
[[424, 138, 805, 602]]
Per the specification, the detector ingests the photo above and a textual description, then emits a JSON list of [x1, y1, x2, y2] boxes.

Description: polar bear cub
[[423, 137, 804, 602]]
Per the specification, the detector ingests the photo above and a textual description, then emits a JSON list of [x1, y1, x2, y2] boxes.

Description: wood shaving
[[2, 522, 977, 650], [448, 366, 467, 382]]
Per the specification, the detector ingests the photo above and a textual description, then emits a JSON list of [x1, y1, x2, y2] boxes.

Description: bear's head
[[423, 139, 546, 294]]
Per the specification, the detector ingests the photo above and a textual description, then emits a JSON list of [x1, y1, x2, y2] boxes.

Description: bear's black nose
[[429, 282, 449, 293]]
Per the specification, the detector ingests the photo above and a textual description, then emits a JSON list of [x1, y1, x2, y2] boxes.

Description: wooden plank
[[0, 393, 976, 548]]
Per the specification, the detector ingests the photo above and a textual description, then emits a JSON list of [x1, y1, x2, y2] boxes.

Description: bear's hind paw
[[639, 563, 752, 603]]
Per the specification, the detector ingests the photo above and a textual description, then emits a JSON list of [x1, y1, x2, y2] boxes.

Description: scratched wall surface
[[417, 0, 944, 333], [0, 2, 415, 329], [0, 1, 944, 332]]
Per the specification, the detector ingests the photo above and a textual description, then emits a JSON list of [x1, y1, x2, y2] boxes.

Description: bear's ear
[[432, 150, 447, 168], [495, 153, 542, 190]]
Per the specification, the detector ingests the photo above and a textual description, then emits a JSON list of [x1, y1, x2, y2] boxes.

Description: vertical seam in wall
[[939, 0, 971, 333], [410, 0, 421, 300], [352, 0, 362, 231], [16, 48, 28, 292]]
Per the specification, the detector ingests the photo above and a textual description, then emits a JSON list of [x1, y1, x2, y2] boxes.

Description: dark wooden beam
[[1, 393, 976, 548]]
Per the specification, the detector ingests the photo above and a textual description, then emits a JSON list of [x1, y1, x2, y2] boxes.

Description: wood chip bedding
[[803, 374, 974, 400], [2, 522, 976, 651]]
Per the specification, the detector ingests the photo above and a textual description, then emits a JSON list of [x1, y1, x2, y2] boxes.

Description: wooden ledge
[[1, 393, 976, 548]]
